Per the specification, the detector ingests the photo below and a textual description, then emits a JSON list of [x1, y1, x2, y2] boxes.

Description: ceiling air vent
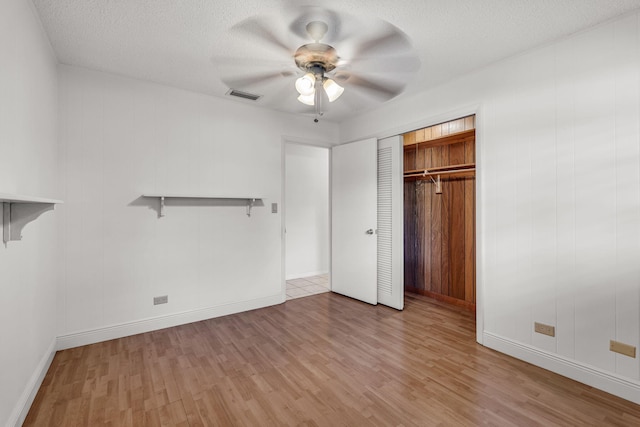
[[227, 89, 261, 101]]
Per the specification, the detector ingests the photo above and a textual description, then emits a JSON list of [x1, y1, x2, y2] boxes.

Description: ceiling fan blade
[[340, 74, 405, 100], [232, 17, 293, 56], [213, 55, 291, 68], [346, 54, 421, 74], [353, 23, 413, 58], [222, 72, 288, 89]]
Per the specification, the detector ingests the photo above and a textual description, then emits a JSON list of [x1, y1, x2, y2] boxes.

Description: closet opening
[[402, 115, 476, 314], [283, 142, 331, 300]]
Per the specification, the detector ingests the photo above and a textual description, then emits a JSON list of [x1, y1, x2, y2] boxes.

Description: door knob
[[366, 229, 374, 235]]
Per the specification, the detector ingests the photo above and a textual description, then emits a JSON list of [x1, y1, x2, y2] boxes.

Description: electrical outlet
[[610, 340, 637, 358], [534, 322, 555, 337], [153, 295, 168, 305]]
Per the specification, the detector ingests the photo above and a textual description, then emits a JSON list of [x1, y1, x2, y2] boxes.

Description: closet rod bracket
[[429, 175, 442, 194]]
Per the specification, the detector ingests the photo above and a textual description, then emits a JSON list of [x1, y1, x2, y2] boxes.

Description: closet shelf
[[404, 163, 476, 181], [142, 194, 262, 218], [1, 193, 63, 243]]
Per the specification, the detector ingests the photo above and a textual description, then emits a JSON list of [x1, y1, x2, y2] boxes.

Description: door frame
[[281, 104, 484, 346], [355, 103, 485, 344], [281, 136, 334, 302]]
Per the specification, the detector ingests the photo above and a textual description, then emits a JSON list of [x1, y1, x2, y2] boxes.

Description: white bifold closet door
[[377, 136, 404, 310], [331, 136, 403, 309]]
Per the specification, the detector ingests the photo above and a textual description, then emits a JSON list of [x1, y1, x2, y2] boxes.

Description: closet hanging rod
[[404, 162, 475, 175], [404, 167, 475, 181]]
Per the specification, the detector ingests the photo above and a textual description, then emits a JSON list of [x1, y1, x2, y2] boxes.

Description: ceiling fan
[[220, 7, 420, 121]]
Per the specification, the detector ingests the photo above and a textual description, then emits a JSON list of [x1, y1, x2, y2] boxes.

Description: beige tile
[[306, 276, 329, 285], [288, 278, 315, 287], [286, 283, 298, 291], [287, 275, 331, 300], [300, 284, 330, 294]]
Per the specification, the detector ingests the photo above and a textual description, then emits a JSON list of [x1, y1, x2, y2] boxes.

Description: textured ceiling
[[32, 0, 640, 122]]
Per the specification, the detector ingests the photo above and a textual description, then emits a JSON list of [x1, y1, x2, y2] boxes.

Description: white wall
[[0, 0, 60, 425], [285, 143, 329, 279], [57, 66, 339, 346], [341, 13, 640, 402]]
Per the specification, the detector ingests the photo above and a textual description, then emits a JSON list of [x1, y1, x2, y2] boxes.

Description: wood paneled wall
[[404, 117, 476, 310], [404, 116, 475, 146]]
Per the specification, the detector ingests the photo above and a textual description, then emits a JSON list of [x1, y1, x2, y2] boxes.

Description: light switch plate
[[272, 203, 278, 213]]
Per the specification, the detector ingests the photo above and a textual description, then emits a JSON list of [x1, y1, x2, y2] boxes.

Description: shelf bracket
[[2, 201, 56, 243], [247, 198, 256, 217], [3, 202, 10, 244], [159, 196, 166, 218]]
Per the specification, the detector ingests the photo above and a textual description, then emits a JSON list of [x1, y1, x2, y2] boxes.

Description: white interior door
[[331, 138, 378, 305]]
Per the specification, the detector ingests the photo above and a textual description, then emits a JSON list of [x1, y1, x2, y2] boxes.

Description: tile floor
[[286, 274, 330, 300]]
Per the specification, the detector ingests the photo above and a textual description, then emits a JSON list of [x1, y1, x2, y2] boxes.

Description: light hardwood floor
[[26, 293, 640, 426]]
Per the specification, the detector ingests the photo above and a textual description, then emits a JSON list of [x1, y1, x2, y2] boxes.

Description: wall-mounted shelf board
[[142, 194, 262, 217], [0, 194, 63, 204], [0, 193, 63, 243]]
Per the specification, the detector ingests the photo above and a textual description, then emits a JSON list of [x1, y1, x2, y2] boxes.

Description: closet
[[403, 115, 476, 311]]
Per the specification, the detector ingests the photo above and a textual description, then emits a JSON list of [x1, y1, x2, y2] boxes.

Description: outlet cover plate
[[610, 340, 637, 358], [534, 322, 555, 337]]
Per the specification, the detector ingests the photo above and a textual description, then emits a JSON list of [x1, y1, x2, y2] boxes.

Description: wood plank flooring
[[25, 293, 640, 426]]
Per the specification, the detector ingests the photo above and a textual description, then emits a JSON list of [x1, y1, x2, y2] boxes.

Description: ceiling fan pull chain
[[314, 77, 323, 122]]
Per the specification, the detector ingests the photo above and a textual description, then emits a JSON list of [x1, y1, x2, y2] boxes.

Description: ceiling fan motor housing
[[294, 43, 339, 74]]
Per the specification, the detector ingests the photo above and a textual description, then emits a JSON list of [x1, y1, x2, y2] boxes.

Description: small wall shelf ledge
[[142, 194, 262, 217], [0, 193, 64, 243]]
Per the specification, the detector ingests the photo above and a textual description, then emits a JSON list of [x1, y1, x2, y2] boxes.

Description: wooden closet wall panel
[[404, 182, 422, 289], [430, 180, 442, 295], [450, 180, 466, 300], [414, 185, 429, 289], [449, 143, 466, 300], [404, 149, 416, 171], [403, 182, 414, 287], [464, 141, 476, 303], [422, 179, 432, 292], [417, 143, 430, 170]]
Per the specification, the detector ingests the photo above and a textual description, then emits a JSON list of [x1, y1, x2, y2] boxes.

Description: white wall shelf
[[0, 193, 63, 243], [142, 194, 262, 217]]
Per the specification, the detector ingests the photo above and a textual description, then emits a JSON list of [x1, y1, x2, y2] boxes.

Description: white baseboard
[[483, 332, 640, 405], [286, 270, 329, 280], [57, 294, 284, 350], [8, 338, 56, 427]]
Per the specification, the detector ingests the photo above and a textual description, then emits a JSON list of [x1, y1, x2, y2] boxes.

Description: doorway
[[284, 143, 330, 300], [402, 115, 477, 312]]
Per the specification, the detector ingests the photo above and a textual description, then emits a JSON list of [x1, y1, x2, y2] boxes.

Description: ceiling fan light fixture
[[297, 92, 315, 105], [323, 78, 344, 102], [295, 73, 316, 95]]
